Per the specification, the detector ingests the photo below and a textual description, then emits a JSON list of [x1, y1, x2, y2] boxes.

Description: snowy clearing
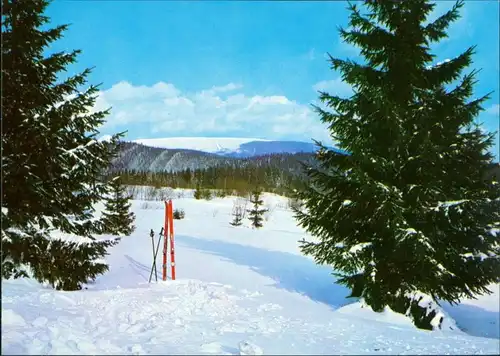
[[2, 191, 499, 355]]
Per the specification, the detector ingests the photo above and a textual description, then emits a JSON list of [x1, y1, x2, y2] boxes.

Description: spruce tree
[[294, 0, 500, 330], [100, 177, 136, 236], [2, 0, 124, 290], [248, 190, 267, 229]]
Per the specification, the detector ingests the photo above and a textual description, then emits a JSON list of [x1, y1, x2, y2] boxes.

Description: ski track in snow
[[2, 193, 500, 355]]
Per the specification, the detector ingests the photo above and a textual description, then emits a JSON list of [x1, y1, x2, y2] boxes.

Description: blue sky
[[46, 0, 499, 161]]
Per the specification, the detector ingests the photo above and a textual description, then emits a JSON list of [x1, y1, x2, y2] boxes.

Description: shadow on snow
[[176, 234, 353, 309], [124, 254, 164, 283], [175, 234, 499, 340], [441, 302, 499, 340]]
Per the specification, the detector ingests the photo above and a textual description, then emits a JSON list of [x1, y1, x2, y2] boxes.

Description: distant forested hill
[[108, 142, 317, 196], [109, 141, 499, 197]]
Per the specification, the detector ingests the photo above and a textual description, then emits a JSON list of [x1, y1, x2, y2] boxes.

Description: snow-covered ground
[[2, 191, 499, 355]]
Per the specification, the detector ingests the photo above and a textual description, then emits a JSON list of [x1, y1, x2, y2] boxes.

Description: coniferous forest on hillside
[[106, 141, 316, 196], [107, 141, 500, 199]]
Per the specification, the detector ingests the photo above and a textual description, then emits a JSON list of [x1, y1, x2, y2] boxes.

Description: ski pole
[[149, 227, 164, 283], [154, 227, 164, 281], [148, 229, 156, 283]]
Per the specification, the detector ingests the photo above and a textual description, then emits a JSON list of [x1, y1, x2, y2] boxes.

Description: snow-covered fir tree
[[2, 0, 124, 290], [293, 0, 500, 330], [248, 190, 267, 229], [100, 177, 136, 236]]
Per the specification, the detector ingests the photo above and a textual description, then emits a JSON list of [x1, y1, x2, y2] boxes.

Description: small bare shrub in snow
[[153, 187, 173, 201], [276, 201, 288, 210], [215, 189, 228, 198], [233, 196, 249, 219], [126, 185, 138, 199], [134, 186, 146, 200], [229, 206, 243, 226], [263, 202, 276, 221], [288, 197, 303, 211], [173, 209, 185, 220], [205, 189, 214, 200], [145, 186, 159, 201], [140, 201, 162, 210], [158, 189, 165, 200]]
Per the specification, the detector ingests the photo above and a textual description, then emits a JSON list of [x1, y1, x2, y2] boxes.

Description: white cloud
[[247, 95, 292, 108], [95, 81, 333, 143], [313, 77, 353, 98], [104, 81, 179, 101], [210, 83, 242, 93], [486, 104, 499, 115], [92, 93, 112, 113]]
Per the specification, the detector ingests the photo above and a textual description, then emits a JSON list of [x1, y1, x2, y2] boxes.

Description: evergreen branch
[[424, 0, 464, 43], [424, 46, 475, 87]]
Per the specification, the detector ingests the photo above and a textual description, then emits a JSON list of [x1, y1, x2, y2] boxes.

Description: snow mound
[[4, 276, 498, 355], [98, 134, 113, 142], [2, 279, 262, 355], [336, 299, 458, 332], [238, 340, 263, 355]]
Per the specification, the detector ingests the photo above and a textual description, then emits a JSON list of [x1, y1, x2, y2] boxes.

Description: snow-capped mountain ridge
[[133, 137, 270, 155], [132, 136, 342, 158]]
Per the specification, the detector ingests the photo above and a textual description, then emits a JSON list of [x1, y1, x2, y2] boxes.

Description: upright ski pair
[[163, 200, 176, 281], [149, 200, 176, 283]]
